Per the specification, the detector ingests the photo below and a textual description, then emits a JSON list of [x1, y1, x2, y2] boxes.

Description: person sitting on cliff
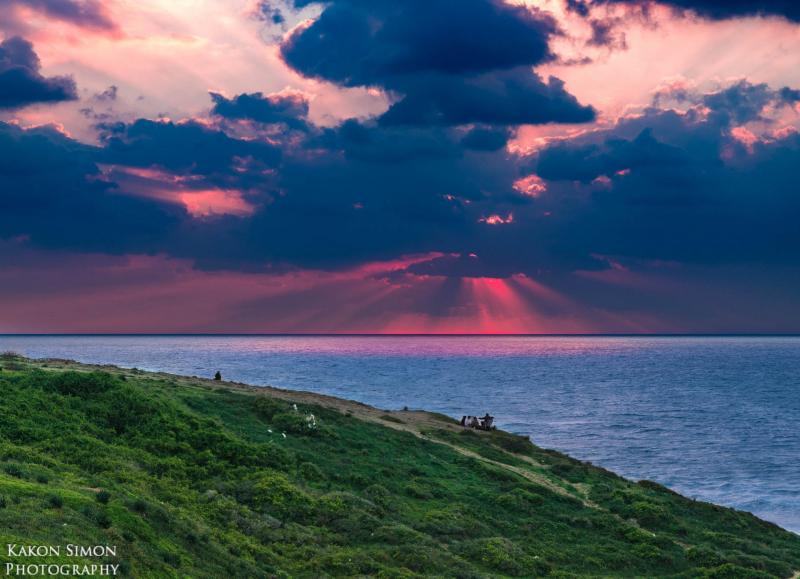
[[214, 371, 222, 381]]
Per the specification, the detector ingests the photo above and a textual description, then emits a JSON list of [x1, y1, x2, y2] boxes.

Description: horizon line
[[2, 333, 800, 337]]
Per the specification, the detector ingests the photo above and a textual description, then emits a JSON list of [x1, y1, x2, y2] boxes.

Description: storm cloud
[[278, 0, 595, 127]]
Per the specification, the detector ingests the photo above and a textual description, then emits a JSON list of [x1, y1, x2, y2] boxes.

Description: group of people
[[460, 413, 495, 431]]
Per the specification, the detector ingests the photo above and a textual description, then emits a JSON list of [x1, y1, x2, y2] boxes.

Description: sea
[[1, 335, 797, 533]]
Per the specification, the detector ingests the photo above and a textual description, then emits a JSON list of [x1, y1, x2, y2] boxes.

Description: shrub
[[631, 543, 671, 565], [638, 479, 681, 496], [372, 523, 428, 545], [96, 511, 112, 529], [383, 546, 461, 575], [460, 537, 551, 577], [1, 352, 24, 371], [404, 481, 433, 500], [633, 501, 672, 528], [47, 495, 63, 508], [130, 498, 149, 514], [253, 397, 286, 420], [103, 386, 158, 435], [96, 490, 111, 504], [298, 462, 325, 482], [249, 471, 314, 521], [363, 484, 391, 509], [3, 463, 24, 478], [0, 495, 6, 508], [272, 412, 319, 436], [313, 548, 380, 576], [493, 488, 544, 513], [550, 461, 587, 482], [49, 371, 118, 397], [700, 563, 774, 579], [419, 507, 486, 539]]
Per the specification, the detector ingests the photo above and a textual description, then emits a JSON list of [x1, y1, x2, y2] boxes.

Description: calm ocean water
[[1, 335, 798, 532]]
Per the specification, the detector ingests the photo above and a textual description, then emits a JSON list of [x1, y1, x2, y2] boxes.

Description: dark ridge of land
[[0, 354, 798, 578]]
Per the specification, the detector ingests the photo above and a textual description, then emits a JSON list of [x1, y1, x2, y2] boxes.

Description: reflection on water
[[1, 335, 798, 532]]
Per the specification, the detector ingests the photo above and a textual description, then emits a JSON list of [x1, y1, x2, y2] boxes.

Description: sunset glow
[[1, 0, 799, 333]]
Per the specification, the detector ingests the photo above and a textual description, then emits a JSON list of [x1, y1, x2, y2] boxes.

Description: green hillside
[[0, 354, 798, 578]]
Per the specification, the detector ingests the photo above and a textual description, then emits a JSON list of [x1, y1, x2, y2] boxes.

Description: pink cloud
[[479, 213, 514, 225], [100, 165, 256, 217], [513, 174, 547, 197]]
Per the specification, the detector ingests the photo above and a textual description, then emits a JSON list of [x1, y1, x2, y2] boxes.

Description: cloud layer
[[1, 0, 800, 331]]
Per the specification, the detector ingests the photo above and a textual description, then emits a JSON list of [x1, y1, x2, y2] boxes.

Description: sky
[[1, 0, 799, 333]]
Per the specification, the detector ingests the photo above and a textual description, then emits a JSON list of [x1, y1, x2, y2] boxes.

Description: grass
[[0, 354, 798, 577]]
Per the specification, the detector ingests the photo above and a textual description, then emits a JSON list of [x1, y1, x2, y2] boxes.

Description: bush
[[460, 537, 551, 577], [47, 495, 63, 509], [253, 397, 286, 420], [298, 462, 325, 482], [372, 523, 428, 545], [96, 511, 112, 529], [633, 501, 672, 528], [96, 490, 111, 504], [363, 484, 392, 509], [419, 507, 486, 539], [49, 371, 118, 397], [272, 412, 319, 436], [493, 488, 544, 513], [249, 471, 314, 521], [130, 498, 149, 514], [3, 463, 24, 478], [700, 563, 775, 579], [103, 386, 158, 435], [404, 481, 433, 500]]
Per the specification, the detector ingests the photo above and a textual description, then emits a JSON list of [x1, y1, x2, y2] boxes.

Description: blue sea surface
[[1, 335, 797, 532]]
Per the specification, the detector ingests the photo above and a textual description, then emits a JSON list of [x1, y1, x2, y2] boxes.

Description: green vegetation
[[0, 354, 798, 577]]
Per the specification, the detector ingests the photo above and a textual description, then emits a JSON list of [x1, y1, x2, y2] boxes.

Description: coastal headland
[[0, 354, 798, 577]]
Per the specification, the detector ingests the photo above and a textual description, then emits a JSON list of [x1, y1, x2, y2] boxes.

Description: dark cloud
[[210, 91, 309, 130], [0, 122, 181, 254], [280, 0, 555, 83], [277, 0, 594, 127], [5, 0, 116, 31], [583, 0, 800, 22], [378, 69, 594, 127], [98, 118, 282, 176], [0, 36, 77, 109], [528, 82, 800, 268], [460, 126, 512, 152], [1, 75, 800, 327], [652, 80, 800, 125], [702, 81, 783, 124]]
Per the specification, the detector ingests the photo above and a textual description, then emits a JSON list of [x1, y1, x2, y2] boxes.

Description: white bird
[[282, 433, 287, 439]]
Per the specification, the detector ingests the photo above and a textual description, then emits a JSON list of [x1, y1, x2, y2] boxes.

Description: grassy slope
[[0, 354, 797, 578]]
